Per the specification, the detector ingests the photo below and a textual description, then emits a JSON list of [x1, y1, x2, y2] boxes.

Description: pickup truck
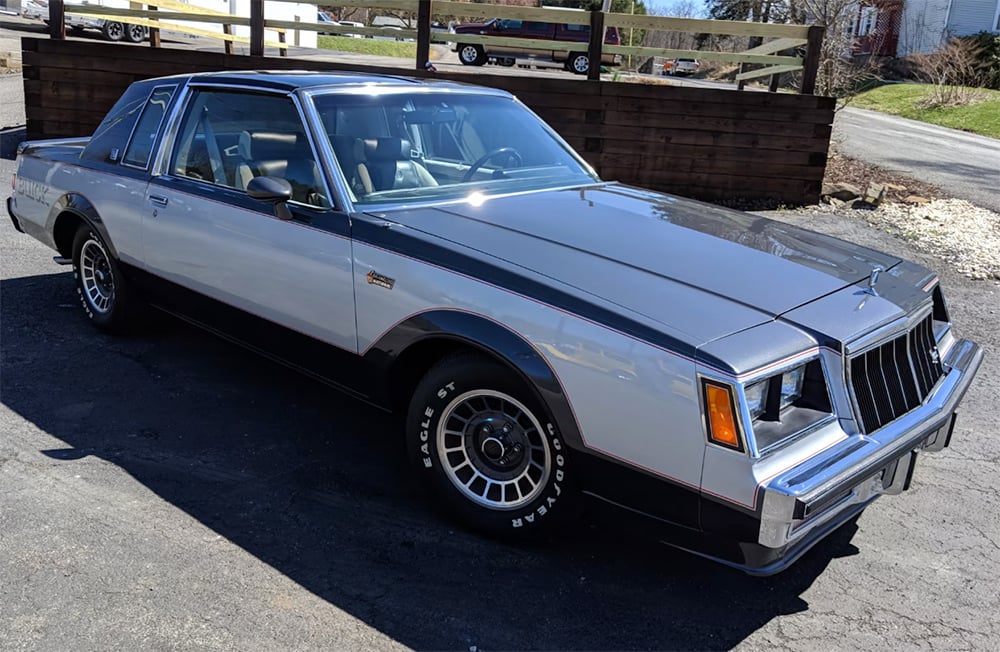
[[450, 16, 621, 74], [7, 71, 983, 575], [21, 0, 147, 42]]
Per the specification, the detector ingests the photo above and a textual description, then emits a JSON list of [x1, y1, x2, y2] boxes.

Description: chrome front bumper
[[758, 338, 983, 549]]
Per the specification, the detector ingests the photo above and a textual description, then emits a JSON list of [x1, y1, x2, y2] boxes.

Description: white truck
[[21, 0, 148, 42]]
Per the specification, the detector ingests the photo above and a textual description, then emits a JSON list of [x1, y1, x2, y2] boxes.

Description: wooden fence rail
[[20, 37, 834, 205], [44, 0, 825, 93]]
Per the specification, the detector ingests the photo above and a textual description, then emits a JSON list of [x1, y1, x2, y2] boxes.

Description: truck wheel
[[457, 44, 486, 66], [71, 226, 138, 333], [124, 24, 146, 43], [568, 52, 590, 75], [101, 21, 125, 42], [406, 353, 576, 537]]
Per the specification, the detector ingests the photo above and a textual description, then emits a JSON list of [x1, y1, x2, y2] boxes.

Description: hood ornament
[[865, 266, 883, 297]]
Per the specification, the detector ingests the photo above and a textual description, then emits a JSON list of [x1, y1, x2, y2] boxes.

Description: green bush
[[959, 31, 1000, 90]]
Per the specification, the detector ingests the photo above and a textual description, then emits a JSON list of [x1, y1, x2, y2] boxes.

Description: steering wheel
[[462, 147, 523, 182]]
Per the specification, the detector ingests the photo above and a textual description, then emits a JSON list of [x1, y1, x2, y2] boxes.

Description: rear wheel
[[406, 354, 576, 537], [457, 44, 486, 66], [568, 52, 590, 75], [71, 226, 139, 333], [124, 23, 146, 43], [101, 21, 125, 42]]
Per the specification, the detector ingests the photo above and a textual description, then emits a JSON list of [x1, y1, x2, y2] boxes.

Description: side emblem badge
[[367, 270, 395, 290]]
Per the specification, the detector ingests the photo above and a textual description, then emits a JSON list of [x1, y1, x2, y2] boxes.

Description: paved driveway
[[3, 157, 1000, 650], [834, 106, 1000, 212]]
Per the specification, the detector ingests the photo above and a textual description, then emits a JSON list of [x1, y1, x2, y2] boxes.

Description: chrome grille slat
[[850, 314, 943, 434]]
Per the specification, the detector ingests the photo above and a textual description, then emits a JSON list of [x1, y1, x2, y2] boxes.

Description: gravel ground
[[788, 199, 1000, 281]]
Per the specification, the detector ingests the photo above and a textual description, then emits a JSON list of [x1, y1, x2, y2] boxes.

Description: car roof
[[149, 70, 513, 96]]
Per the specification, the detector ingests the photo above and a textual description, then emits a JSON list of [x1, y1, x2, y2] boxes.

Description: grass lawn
[[317, 35, 416, 59], [851, 84, 1000, 139]]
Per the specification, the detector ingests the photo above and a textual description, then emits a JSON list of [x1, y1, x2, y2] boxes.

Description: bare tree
[[792, 0, 886, 100], [913, 38, 987, 106]]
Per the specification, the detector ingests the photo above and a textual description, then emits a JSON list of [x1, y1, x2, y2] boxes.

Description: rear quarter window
[[121, 86, 177, 169]]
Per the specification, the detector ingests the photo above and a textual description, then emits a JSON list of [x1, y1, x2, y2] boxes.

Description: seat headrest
[[239, 131, 302, 161], [362, 138, 414, 162]]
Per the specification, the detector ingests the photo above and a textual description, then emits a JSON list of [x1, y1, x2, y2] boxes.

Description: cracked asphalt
[[2, 65, 1000, 652]]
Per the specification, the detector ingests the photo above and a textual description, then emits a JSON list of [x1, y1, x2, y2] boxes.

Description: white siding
[[946, 0, 1000, 35], [898, 0, 952, 55]]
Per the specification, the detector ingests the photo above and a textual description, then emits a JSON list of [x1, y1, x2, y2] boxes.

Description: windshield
[[311, 90, 599, 206]]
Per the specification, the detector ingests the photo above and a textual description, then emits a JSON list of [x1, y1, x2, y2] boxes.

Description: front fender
[[364, 308, 585, 451]]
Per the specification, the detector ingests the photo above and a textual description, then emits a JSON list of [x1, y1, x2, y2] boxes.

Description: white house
[[899, 0, 1000, 55]]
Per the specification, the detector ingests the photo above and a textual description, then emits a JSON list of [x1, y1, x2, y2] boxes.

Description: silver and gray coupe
[[6, 71, 983, 574]]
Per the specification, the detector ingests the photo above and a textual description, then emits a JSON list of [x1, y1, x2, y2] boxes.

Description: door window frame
[[152, 82, 340, 212]]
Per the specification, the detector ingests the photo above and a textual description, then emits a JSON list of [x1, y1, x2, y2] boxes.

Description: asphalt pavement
[[834, 106, 1000, 213], [3, 22, 1000, 651]]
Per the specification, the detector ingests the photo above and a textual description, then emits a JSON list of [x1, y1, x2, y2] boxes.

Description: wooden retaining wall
[[21, 37, 835, 205]]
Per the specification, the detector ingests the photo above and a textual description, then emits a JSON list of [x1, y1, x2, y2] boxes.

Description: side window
[[498, 19, 522, 30], [121, 85, 175, 169], [523, 21, 551, 34], [170, 89, 329, 208]]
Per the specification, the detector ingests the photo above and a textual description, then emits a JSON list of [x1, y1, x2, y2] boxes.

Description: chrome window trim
[[345, 181, 616, 214], [296, 89, 354, 214], [152, 82, 337, 212], [120, 84, 178, 171], [298, 86, 601, 213]]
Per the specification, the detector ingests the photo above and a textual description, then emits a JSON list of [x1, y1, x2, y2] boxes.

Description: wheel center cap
[[481, 437, 505, 461]]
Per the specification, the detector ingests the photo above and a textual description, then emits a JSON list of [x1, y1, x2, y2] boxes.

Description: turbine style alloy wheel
[[79, 237, 115, 314], [71, 225, 140, 333], [407, 353, 576, 536], [437, 389, 551, 510]]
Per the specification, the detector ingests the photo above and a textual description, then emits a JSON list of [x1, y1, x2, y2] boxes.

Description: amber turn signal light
[[704, 381, 742, 450]]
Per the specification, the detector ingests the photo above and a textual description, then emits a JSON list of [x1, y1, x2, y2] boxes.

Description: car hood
[[374, 184, 903, 348]]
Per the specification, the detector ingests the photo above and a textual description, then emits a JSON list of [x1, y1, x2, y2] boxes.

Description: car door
[[141, 85, 358, 353]]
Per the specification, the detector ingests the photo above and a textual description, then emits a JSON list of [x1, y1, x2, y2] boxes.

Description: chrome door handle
[[150, 195, 169, 206]]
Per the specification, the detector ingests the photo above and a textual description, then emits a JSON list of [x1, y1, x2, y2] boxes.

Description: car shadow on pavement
[[2, 272, 863, 650]]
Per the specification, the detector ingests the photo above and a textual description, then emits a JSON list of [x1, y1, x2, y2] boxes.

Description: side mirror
[[247, 176, 293, 221]]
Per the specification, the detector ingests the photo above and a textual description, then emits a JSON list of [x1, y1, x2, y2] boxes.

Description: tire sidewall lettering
[[510, 424, 564, 529], [407, 358, 574, 535]]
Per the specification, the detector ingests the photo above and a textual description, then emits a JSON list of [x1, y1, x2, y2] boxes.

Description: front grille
[[849, 314, 943, 434]]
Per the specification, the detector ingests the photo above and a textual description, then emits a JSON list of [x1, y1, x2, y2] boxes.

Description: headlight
[[745, 379, 768, 420], [779, 366, 805, 408], [740, 359, 833, 455]]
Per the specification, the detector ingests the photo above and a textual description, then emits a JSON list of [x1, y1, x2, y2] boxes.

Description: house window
[[857, 7, 878, 37]]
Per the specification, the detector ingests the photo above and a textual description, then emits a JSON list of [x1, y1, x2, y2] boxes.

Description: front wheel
[[72, 226, 138, 333], [457, 43, 486, 66], [568, 52, 590, 75], [406, 354, 575, 537]]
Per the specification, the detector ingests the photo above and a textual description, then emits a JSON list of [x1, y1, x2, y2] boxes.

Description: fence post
[[49, 0, 66, 40], [148, 4, 161, 48], [416, 0, 431, 71], [800, 25, 824, 95], [250, 0, 265, 57], [587, 9, 604, 81]]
